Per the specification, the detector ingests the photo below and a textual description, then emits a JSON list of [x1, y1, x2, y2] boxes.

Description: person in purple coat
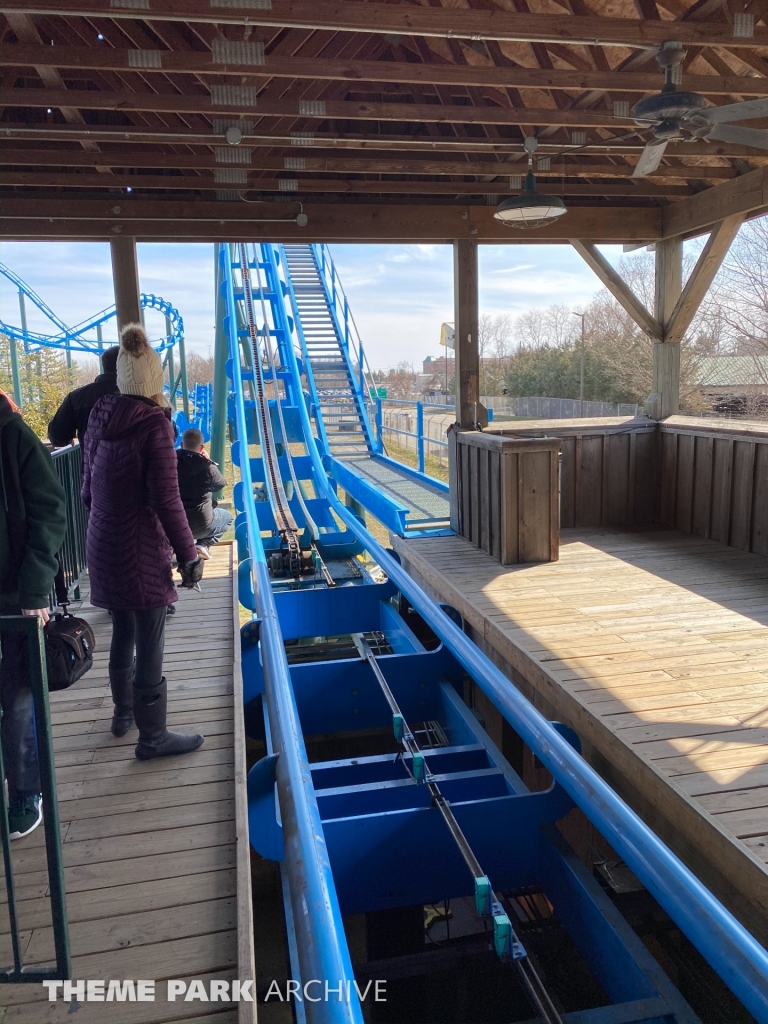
[[83, 323, 204, 759]]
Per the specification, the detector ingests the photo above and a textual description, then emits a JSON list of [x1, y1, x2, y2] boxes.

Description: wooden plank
[[575, 436, 603, 527], [730, 441, 756, 552], [606, 431, 630, 526], [489, 446, 501, 562], [559, 437, 576, 529], [520, 451, 553, 563], [675, 432, 695, 534], [501, 452, 518, 565], [691, 435, 714, 539], [710, 438, 733, 546], [479, 445, 490, 556], [753, 441, 768, 557]]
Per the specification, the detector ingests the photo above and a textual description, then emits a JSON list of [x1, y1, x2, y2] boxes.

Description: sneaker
[[195, 544, 211, 561], [9, 795, 43, 840], [166, 604, 176, 616]]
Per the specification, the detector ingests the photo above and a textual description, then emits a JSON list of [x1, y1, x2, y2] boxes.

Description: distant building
[[423, 355, 455, 376], [693, 356, 768, 416]]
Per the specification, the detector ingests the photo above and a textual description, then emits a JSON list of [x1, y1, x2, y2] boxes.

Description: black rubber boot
[[134, 677, 204, 761], [109, 661, 135, 737]]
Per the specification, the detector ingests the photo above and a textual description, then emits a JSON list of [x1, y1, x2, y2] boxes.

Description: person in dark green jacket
[[0, 390, 67, 839]]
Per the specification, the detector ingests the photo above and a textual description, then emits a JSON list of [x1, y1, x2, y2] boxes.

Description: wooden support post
[[650, 236, 683, 419], [109, 236, 142, 330], [453, 238, 487, 429]]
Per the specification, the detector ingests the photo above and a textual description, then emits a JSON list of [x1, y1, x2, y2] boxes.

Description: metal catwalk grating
[[346, 457, 450, 523]]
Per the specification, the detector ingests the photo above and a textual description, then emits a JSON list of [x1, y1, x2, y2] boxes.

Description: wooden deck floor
[[1, 545, 251, 1024], [393, 527, 768, 947]]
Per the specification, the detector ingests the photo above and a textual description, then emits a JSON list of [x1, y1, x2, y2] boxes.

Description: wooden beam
[[571, 239, 663, 339], [665, 214, 745, 342], [0, 170, 693, 197], [4, 0, 768, 49], [662, 166, 768, 237], [0, 147, 725, 181], [4, 43, 768, 98], [110, 236, 141, 329], [0, 198, 663, 243], [454, 239, 486, 429], [3, 124, 763, 163], [652, 236, 683, 417], [0, 87, 646, 129]]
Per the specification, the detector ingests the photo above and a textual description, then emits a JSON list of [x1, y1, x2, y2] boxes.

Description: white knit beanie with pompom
[[117, 323, 164, 397]]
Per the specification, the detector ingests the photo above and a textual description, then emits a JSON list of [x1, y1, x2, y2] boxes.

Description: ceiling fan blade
[[704, 123, 768, 151], [700, 97, 768, 124], [632, 139, 669, 177]]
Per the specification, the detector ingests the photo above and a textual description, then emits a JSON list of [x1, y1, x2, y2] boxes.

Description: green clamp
[[493, 912, 513, 961], [393, 713, 405, 742], [474, 875, 491, 917], [412, 753, 426, 784]]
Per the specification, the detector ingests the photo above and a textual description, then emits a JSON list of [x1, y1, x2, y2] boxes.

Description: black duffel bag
[[44, 607, 96, 691]]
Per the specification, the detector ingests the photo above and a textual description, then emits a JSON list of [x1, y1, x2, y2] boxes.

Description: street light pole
[[572, 311, 586, 417]]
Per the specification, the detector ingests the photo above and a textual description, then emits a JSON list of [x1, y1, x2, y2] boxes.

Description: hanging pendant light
[[494, 137, 568, 229]]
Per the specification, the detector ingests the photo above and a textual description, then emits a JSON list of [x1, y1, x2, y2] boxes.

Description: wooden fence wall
[[463, 416, 768, 556], [500, 418, 658, 530], [657, 417, 768, 556]]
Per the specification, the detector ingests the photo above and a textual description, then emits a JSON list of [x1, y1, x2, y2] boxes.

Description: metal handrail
[[0, 616, 70, 983], [314, 244, 379, 402], [267, 251, 768, 1022], [50, 444, 88, 608]]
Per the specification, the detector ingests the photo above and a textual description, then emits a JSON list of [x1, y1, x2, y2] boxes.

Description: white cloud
[[0, 239, 628, 374]]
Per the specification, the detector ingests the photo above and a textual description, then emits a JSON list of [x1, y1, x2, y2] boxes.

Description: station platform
[[1, 545, 254, 1024], [392, 527, 768, 949]]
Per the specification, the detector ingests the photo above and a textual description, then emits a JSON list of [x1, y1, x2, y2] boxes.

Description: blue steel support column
[[223, 244, 362, 1024], [9, 290, 23, 405], [167, 318, 177, 411], [210, 244, 229, 489], [96, 324, 104, 373], [375, 398, 384, 453], [417, 402, 425, 474], [271, 264, 768, 1021], [178, 332, 190, 420]]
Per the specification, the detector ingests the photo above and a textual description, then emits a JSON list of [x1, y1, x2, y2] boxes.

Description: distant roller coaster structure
[[0, 261, 212, 441]]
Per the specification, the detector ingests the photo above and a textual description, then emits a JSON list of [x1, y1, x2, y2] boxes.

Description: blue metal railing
[[314, 244, 378, 403]]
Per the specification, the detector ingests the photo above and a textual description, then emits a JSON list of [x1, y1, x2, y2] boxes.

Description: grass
[[382, 439, 450, 484]]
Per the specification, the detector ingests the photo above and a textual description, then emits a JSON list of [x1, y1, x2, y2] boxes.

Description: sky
[[0, 239, 629, 371]]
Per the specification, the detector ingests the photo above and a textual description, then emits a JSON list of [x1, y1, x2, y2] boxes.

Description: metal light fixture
[[494, 137, 568, 229]]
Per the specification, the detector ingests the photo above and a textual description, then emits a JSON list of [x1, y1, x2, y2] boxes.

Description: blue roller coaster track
[[0, 260, 182, 353], [221, 242, 768, 1024], [0, 261, 213, 442]]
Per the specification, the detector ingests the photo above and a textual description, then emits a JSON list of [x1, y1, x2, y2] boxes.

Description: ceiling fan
[[630, 41, 768, 177]]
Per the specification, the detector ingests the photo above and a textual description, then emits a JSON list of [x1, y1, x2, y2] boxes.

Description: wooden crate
[[450, 429, 561, 564]]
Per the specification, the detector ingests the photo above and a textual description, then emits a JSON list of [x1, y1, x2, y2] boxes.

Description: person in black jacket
[[0, 390, 67, 839], [48, 346, 120, 448], [176, 428, 232, 559]]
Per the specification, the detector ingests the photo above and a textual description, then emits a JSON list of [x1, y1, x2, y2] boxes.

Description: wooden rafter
[[8, 35, 768, 96], [4, 0, 768, 49]]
